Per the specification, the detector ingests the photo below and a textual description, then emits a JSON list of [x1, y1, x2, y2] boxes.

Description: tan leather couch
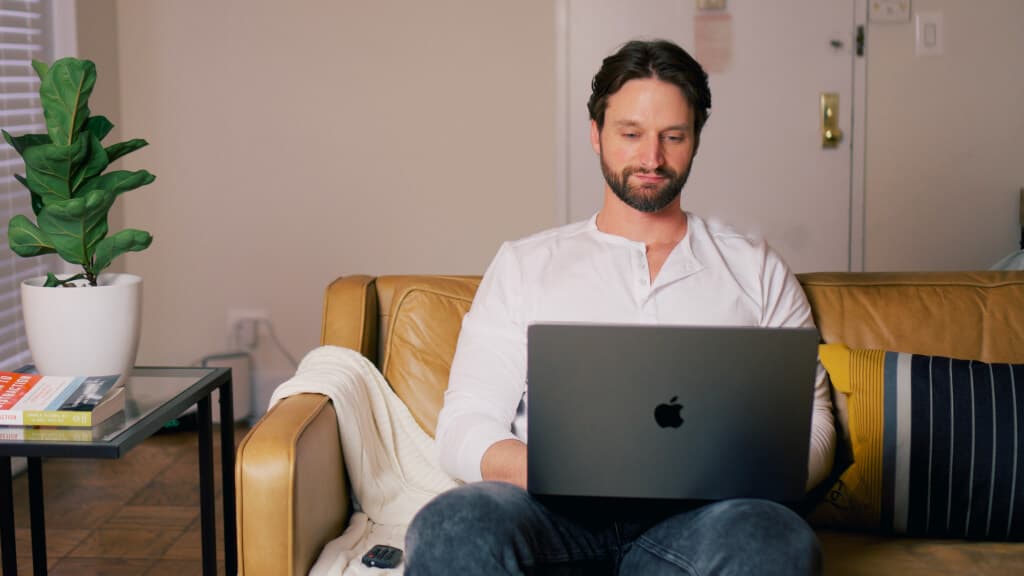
[[236, 272, 1024, 575]]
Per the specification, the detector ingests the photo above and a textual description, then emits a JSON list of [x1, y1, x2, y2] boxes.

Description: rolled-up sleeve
[[435, 243, 528, 483]]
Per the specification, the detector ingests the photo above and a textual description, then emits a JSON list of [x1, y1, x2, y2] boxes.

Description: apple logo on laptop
[[654, 396, 684, 428]]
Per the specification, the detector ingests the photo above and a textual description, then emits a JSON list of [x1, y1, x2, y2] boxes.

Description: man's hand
[[481, 438, 528, 489]]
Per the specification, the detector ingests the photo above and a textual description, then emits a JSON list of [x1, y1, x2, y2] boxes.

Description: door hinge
[[856, 25, 865, 57]]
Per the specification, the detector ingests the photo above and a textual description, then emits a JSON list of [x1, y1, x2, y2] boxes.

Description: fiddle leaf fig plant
[[3, 57, 155, 287]]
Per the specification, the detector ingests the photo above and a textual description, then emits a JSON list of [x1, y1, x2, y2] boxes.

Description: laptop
[[526, 323, 818, 507]]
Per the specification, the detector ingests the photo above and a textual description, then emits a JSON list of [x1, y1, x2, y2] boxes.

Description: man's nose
[[638, 136, 664, 170]]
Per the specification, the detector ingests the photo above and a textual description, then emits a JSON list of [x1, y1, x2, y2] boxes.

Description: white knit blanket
[[268, 346, 459, 575]]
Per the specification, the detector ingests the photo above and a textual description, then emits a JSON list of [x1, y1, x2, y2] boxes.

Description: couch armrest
[[237, 393, 350, 576]]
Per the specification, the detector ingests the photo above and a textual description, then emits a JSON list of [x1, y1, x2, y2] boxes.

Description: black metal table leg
[[197, 395, 216, 575], [27, 458, 45, 576], [0, 457, 16, 576], [218, 374, 237, 575]]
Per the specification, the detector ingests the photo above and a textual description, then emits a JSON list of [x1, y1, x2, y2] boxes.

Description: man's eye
[[664, 135, 685, 143], [622, 133, 638, 139]]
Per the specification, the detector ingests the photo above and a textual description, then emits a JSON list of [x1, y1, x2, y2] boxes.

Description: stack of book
[[0, 372, 125, 437]]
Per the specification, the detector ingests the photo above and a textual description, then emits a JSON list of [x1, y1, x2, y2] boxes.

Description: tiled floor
[[2, 422, 248, 576]]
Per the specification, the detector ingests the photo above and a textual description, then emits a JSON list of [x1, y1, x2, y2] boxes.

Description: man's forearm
[[481, 438, 528, 489]]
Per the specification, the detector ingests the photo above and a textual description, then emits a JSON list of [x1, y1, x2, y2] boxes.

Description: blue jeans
[[405, 482, 821, 575]]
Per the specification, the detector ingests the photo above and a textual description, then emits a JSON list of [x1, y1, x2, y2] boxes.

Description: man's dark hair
[[587, 39, 711, 138]]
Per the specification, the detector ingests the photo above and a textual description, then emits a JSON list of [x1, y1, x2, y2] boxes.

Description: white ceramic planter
[[20, 273, 142, 382]]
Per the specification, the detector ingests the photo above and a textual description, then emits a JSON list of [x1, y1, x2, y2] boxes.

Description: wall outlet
[[696, 0, 726, 11], [869, 0, 911, 23], [227, 308, 268, 350]]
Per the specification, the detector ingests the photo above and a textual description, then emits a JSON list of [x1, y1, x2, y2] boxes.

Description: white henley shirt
[[436, 212, 835, 490]]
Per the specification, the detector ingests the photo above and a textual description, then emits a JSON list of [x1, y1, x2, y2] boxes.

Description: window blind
[[0, 0, 54, 370]]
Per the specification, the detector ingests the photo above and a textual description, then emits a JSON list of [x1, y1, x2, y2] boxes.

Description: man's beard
[[600, 154, 691, 214]]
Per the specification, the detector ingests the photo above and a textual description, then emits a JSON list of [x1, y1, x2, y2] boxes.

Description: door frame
[[553, 0, 869, 272], [850, 0, 867, 271]]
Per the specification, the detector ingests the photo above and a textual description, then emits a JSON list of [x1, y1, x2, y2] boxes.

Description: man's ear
[[590, 120, 601, 155]]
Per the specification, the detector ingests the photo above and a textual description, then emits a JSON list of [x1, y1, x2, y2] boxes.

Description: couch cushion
[[380, 276, 481, 437], [818, 528, 1024, 575], [812, 343, 1024, 540]]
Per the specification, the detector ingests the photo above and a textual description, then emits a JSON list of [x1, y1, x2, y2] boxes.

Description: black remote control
[[361, 544, 403, 569]]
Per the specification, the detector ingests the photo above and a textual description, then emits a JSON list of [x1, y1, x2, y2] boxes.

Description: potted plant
[[3, 57, 155, 379]]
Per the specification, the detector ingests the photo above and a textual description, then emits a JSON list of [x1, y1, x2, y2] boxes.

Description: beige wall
[[80, 0, 555, 407], [864, 0, 1024, 270], [72, 0, 1023, 411], [75, 0, 123, 256]]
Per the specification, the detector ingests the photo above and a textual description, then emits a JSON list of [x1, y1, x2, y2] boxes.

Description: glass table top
[[0, 366, 229, 458]]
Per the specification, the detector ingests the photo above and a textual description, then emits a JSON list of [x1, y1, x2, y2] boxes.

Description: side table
[[0, 367, 237, 576]]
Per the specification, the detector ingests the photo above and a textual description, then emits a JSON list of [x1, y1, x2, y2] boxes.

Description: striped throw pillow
[[814, 343, 1024, 539]]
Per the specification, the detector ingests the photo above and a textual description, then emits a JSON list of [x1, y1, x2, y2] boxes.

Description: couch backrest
[[321, 275, 480, 436], [799, 271, 1023, 363], [321, 271, 1024, 438]]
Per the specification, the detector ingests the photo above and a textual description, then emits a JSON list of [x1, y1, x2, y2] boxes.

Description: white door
[[558, 0, 862, 272]]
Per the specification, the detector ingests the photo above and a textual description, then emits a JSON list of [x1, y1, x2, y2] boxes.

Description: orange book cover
[[0, 372, 42, 411]]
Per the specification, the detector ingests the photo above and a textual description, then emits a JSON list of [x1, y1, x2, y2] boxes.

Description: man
[[406, 39, 835, 575]]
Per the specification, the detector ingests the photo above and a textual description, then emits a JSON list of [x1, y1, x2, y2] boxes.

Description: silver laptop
[[526, 323, 818, 505]]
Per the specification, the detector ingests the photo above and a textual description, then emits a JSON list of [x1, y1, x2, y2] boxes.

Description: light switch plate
[[869, 0, 911, 23], [915, 12, 943, 56]]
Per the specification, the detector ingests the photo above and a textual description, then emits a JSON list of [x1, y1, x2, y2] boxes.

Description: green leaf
[[23, 139, 88, 203], [84, 115, 114, 141], [44, 273, 86, 287], [11, 174, 45, 216], [30, 190, 44, 215], [31, 60, 49, 79], [76, 169, 155, 199], [92, 229, 152, 274], [3, 130, 51, 155], [39, 58, 96, 146], [71, 133, 109, 194], [36, 189, 113, 265], [8, 214, 56, 257], [12, 172, 30, 192], [104, 139, 148, 163]]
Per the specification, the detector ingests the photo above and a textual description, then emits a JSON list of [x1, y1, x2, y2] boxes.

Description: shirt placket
[[633, 248, 658, 320]]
